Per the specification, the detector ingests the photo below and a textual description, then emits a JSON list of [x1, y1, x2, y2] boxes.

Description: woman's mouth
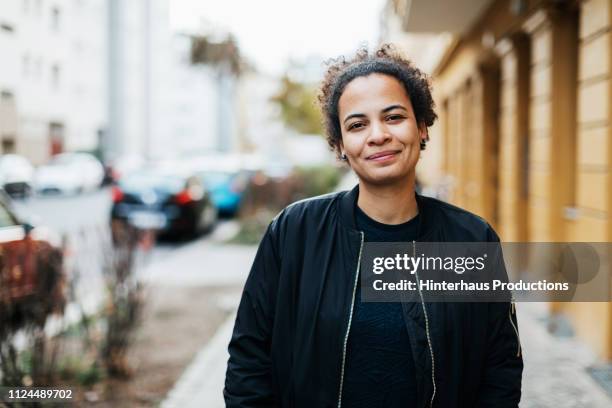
[[366, 150, 399, 162]]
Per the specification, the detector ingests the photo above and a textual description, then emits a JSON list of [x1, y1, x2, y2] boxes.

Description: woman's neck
[[357, 177, 418, 225]]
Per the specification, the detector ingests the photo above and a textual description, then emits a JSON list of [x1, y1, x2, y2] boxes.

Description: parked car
[[0, 154, 34, 198], [0, 189, 64, 322], [110, 168, 217, 238], [34, 152, 104, 195], [197, 169, 249, 216], [183, 154, 253, 216]]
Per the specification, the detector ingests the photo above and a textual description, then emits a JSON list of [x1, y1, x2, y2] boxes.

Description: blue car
[[198, 171, 248, 216]]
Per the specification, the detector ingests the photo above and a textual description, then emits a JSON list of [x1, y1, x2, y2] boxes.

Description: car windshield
[[120, 173, 185, 194]]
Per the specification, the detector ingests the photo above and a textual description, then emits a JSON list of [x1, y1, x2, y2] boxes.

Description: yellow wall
[[574, 0, 610, 243], [432, 0, 612, 359], [563, 0, 612, 358], [497, 35, 529, 241]]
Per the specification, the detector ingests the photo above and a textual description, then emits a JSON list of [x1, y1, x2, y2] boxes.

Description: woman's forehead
[[338, 73, 412, 116]]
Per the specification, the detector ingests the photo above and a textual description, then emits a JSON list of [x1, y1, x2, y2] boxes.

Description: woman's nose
[[368, 121, 391, 145]]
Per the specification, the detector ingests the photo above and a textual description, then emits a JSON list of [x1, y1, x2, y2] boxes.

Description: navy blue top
[[342, 205, 419, 408]]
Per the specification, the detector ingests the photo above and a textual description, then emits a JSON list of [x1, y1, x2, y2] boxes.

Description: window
[[0, 90, 14, 101], [35, 0, 43, 16], [1, 137, 16, 154], [23, 0, 30, 14], [0, 23, 14, 33], [49, 122, 64, 156], [51, 7, 60, 31]]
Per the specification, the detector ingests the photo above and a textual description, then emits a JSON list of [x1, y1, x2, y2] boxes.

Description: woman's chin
[[358, 168, 413, 186]]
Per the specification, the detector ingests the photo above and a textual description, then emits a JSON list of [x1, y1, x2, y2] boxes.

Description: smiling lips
[[366, 150, 400, 161]]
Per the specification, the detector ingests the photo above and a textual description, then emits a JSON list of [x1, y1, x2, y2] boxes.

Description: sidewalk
[[157, 221, 247, 408], [163, 302, 611, 408], [162, 312, 236, 408], [518, 302, 611, 407], [142, 221, 252, 287]]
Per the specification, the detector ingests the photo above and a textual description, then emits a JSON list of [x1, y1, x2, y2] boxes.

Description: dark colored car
[[110, 169, 217, 238], [0, 189, 65, 327]]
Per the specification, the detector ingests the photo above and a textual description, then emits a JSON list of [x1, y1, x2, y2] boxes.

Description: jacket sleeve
[[475, 226, 523, 407], [475, 302, 523, 407], [224, 222, 281, 407]]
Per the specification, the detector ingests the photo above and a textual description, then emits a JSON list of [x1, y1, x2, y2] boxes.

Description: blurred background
[[0, 0, 611, 406]]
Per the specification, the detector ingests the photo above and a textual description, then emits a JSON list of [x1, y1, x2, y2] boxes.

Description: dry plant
[[0, 239, 65, 406], [100, 222, 152, 377]]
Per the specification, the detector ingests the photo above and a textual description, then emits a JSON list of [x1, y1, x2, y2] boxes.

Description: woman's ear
[[418, 123, 428, 141], [418, 123, 429, 150], [338, 140, 348, 161]]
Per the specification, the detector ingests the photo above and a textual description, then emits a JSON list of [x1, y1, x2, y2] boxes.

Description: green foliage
[[292, 165, 342, 200], [18, 349, 33, 378], [227, 210, 276, 246], [271, 75, 323, 135], [58, 356, 103, 387], [228, 165, 342, 246]]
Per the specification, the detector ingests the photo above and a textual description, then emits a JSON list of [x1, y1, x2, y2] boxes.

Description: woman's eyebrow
[[343, 113, 366, 124], [381, 104, 408, 113], [342, 105, 408, 124]]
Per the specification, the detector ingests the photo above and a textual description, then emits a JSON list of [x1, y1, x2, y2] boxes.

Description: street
[[11, 188, 244, 280], [12, 188, 113, 235], [10, 187, 249, 319]]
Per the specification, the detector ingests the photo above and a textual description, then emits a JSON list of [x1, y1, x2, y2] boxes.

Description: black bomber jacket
[[224, 185, 523, 407]]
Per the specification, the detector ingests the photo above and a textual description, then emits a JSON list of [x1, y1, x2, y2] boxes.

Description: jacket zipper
[[336, 235, 437, 408], [413, 240, 436, 407], [509, 300, 522, 357], [337, 231, 364, 408]]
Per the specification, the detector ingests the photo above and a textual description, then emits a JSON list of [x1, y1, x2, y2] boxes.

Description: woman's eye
[[386, 114, 404, 121], [348, 122, 365, 131]]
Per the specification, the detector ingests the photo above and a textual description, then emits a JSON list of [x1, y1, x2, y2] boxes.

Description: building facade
[[391, 0, 612, 359], [108, 0, 240, 160], [159, 33, 220, 156], [107, 0, 152, 160], [0, 0, 108, 164]]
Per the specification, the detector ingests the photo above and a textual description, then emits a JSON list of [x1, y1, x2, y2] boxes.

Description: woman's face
[[338, 73, 425, 187]]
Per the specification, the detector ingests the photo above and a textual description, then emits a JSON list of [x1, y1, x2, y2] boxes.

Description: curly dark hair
[[317, 44, 437, 158]]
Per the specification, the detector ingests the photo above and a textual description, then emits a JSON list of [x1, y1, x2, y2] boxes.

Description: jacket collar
[[338, 183, 439, 241]]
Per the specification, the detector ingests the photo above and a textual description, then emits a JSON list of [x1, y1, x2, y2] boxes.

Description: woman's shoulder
[[270, 190, 343, 231], [262, 191, 344, 257], [284, 190, 343, 214], [419, 194, 500, 242]]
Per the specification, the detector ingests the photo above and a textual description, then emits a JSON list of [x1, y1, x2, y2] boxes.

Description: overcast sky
[[170, 0, 387, 76]]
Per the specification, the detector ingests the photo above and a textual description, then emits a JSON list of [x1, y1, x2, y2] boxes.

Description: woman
[[224, 45, 523, 407]]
